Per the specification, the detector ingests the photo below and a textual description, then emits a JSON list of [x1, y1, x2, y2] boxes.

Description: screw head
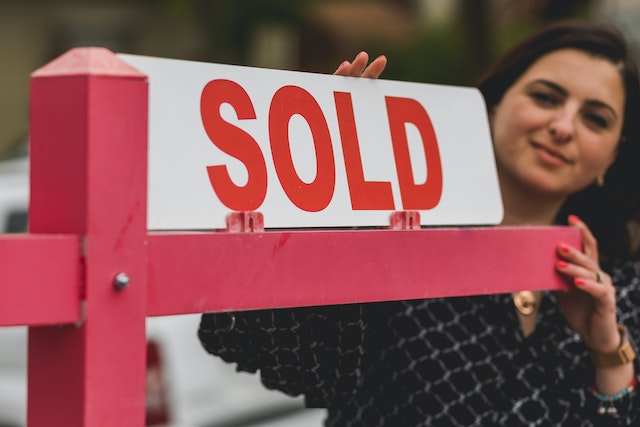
[[114, 272, 130, 290]]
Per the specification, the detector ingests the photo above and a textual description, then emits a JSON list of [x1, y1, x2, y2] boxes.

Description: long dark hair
[[477, 19, 640, 262]]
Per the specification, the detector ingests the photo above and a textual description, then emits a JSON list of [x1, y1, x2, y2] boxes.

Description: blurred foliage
[[491, 0, 595, 58], [0, 0, 602, 159], [193, 0, 315, 65], [379, 24, 473, 86], [340, 0, 595, 87], [145, 0, 597, 85]]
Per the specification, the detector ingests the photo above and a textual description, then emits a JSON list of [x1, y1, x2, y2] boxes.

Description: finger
[[349, 51, 370, 76], [568, 214, 599, 261], [573, 276, 616, 310], [557, 242, 600, 274], [361, 55, 387, 79], [333, 60, 352, 76], [555, 259, 610, 285], [556, 256, 615, 311]]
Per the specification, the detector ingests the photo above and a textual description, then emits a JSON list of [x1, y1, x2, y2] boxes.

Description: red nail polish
[[575, 277, 585, 286], [568, 214, 581, 224], [560, 244, 571, 253], [557, 260, 568, 268]]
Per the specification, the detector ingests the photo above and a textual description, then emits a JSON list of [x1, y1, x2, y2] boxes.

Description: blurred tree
[[193, 0, 313, 65], [380, 24, 472, 85], [491, 0, 596, 58], [149, 0, 597, 85], [457, 0, 492, 76], [540, 0, 594, 21]]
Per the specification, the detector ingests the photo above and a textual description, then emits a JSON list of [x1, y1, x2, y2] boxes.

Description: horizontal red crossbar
[[146, 226, 581, 316], [0, 234, 81, 326], [0, 227, 581, 324]]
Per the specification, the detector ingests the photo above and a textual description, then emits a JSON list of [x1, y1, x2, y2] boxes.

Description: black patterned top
[[198, 260, 640, 426]]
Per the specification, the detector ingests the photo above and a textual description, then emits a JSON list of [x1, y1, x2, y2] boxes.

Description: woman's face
[[490, 48, 625, 198]]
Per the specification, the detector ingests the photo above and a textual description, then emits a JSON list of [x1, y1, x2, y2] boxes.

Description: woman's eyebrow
[[528, 79, 567, 96], [530, 79, 619, 119]]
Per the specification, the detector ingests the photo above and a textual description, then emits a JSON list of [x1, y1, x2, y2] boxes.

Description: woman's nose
[[548, 108, 576, 143]]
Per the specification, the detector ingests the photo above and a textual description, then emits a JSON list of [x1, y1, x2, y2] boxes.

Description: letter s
[[200, 79, 267, 211]]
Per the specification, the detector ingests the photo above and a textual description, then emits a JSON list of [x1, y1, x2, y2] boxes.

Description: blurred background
[[2, 0, 640, 159], [1, 1, 640, 426]]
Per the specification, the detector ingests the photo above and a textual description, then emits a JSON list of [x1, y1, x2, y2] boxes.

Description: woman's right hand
[[333, 51, 387, 79]]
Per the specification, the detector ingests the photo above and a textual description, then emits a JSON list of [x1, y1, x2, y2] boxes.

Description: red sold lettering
[[201, 79, 443, 216], [385, 96, 443, 210], [334, 92, 394, 210], [269, 86, 335, 212], [200, 79, 267, 211]]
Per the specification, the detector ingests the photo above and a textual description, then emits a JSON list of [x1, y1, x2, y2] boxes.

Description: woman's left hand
[[555, 215, 620, 353], [333, 51, 387, 79]]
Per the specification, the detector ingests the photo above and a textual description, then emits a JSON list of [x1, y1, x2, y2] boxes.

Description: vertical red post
[[27, 48, 148, 426]]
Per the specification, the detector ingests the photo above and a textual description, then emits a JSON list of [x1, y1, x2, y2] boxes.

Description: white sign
[[119, 54, 503, 230]]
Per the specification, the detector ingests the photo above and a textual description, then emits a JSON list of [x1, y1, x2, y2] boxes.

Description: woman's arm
[[555, 216, 638, 415], [198, 304, 368, 407]]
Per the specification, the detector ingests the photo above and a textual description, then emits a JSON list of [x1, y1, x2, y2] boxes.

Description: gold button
[[514, 291, 537, 316]]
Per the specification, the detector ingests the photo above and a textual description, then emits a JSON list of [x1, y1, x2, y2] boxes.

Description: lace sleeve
[[576, 260, 640, 426], [597, 260, 640, 426], [198, 304, 366, 408]]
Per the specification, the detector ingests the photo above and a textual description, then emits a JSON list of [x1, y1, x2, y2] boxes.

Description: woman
[[199, 20, 640, 426]]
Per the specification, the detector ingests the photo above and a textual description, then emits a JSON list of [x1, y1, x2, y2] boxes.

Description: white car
[[0, 155, 324, 426]]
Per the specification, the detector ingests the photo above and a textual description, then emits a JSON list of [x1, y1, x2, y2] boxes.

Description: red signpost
[[0, 48, 580, 426]]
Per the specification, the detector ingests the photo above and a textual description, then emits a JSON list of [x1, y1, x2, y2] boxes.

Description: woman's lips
[[530, 141, 572, 166]]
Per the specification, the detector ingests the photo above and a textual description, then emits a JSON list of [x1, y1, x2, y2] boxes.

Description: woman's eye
[[530, 91, 559, 106], [583, 112, 609, 129]]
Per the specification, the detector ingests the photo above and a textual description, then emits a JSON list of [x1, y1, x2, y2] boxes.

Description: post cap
[[31, 47, 146, 79]]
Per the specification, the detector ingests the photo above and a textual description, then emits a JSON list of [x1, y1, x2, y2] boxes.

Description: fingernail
[[556, 260, 568, 268], [568, 214, 581, 224], [575, 277, 585, 286], [559, 244, 571, 253]]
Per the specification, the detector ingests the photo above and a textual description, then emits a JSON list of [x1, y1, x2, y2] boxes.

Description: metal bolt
[[113, 272, 130, 291]]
